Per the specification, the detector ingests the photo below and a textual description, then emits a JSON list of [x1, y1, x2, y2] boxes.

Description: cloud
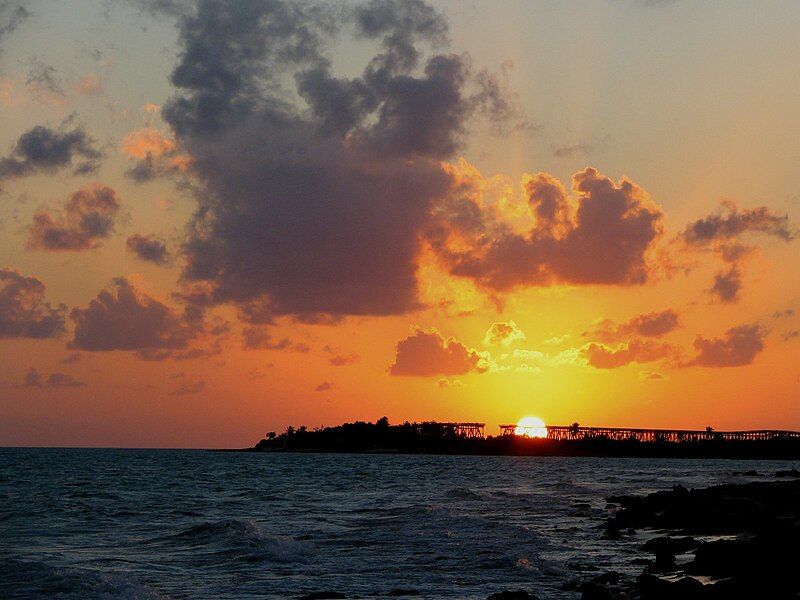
[[681, 202, 797, 304], [126, 234, 170, 265], [170, 380, 205, 396], [28, 185, 121, 251], [0, 2, 29, 53], [435, 168, 665, 291], [22, 367, 86, 389], [70, 278, 198, 355], [121, 127, 190, 182], [582, 339, 676, 369], [588, 309, 680, 343], [682, 202, 797, 245], [774, 309, 795, 319], [709, 265, 741, 303], [482, 320, 525, 346], [639, 370, 665, 381], [388, 327, 487, 376], [0, 124, 101, 184], [314, 381, 332, 392], [688, 323, 765, 368], [241, 326, 291, 350], [436, 378, 464, 388], [0, 268, 66, 339], [323, 345, 358, 366], [783, 330, 799, 341], [161, 0, 511, 318]]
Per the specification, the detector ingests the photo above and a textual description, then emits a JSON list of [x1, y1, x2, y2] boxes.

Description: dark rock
[[637, 574, 703, 599], [387, 591, 421, 597], [580, 582, 613, 600], [486, 590, 538, 600], [298, 593, 347, 600], [641, 536, 697, 555], [775, 468, 800, 478]]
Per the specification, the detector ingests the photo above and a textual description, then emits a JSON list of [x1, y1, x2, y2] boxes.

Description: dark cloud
[[22, 367, 86, 389], [682, 202, 797, 245], [434, 168, 665, 291], [314, 381, 332, 392], [709, 265, 741, 303], [783, 330, 799, 341], [0, 268, 66, 339], [582, 339, 675, 369], [170, 380, 205, 395], [0, 125, 101, 184], [25, 60, 66, 101], [482, 320, 525, 346], [70, 278, 198, 355], [588, 309, 680, 343], [127, 0, 194, 18], [388, 327, 486, 376], [681, 203, 796, 304], [241, 326, 291, 351], [689, 324, 764, 368], [639, 370, 665, 381], [126, 234, 170, 265], [0, 2, 28, 51], [773, 309, 795, 319], [162, 0, 510, 317], [28, 185, 120, 251], [324, 345, 358, 366]]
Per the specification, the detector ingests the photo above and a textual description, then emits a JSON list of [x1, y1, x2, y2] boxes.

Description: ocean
[[0, 448, 791, 599]]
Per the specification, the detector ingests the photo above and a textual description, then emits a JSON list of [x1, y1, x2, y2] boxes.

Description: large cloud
[[388, 327, 487, 376], [0, 125, 101, 184], [587, 309, 680, 343], [688, 323, 764, 368], [162, 0, 507, 318], [0, 268, 66, 339], [433, 168, 665, 291], [70, 278, 198, 355], [28, 185, 120, 251]]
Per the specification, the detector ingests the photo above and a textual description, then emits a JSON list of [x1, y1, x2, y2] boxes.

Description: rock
[[641, 536, 697, 555], [637, 574, 703, 599], [486, 590, 538, 600], [580, 582, 614, 600], [387, 591, 421, 597], [298, 593, 347, 600], [775, 468, 800, 478]]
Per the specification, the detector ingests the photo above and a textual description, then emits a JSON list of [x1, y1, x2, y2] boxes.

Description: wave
[[0, 559, 168, 600], [166, 518, 314, 563]]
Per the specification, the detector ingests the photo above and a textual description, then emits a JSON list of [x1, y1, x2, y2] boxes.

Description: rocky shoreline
[[562, 469, 800, 599]]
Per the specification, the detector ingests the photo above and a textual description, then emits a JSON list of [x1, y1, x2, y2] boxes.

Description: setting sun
[[514, 416, 548, 438]]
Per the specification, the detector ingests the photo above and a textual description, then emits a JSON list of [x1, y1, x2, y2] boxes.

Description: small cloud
[[586, 309, 680, 343], [314, 381, 332, 392], [483, 320, 526, 347], [436, 378, 465, 388], [170, 380, 205, 396], [688, 323, 764, 368], [126, 234, 170, 265], [639, 370, 666, 381], [516, 364, 542, 374], [782, 330, 799, 341], [21, 367, 86, 389], [774, 309, 795, 319], [543, 334, 571, 345], [323, 344, 358, 366]]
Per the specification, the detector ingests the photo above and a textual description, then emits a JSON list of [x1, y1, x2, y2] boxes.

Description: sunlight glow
[[515, 416, 548, 438]]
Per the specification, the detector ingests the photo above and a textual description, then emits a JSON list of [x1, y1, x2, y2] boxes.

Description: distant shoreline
[[248, 420, 800, 460]]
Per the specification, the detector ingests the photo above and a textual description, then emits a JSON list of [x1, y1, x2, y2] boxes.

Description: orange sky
[[0, 0, 798, 447]]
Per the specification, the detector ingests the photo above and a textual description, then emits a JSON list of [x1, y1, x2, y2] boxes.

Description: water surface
[[0, 448, 789, 599]]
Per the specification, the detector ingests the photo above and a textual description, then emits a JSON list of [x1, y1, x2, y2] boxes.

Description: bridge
[[499, 424, 800, 442], [440, 422, 485, 438]]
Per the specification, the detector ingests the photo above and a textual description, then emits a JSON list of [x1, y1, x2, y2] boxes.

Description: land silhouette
[[251, 418, 800, 459]]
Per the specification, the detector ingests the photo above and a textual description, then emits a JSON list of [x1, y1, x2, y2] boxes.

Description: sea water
[[0, 448, 791, 599]]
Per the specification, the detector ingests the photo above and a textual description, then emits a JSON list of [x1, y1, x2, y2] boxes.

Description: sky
[[0, 0, 798, 448]]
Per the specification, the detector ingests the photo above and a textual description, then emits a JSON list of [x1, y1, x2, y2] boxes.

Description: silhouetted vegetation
[[251, 419, 800, 459]]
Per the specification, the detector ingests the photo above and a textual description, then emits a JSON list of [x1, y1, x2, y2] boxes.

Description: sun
[[515, 416, 548, 438]]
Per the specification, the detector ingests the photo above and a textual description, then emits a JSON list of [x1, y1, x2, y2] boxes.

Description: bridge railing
[[541, 425, 800, 442]]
